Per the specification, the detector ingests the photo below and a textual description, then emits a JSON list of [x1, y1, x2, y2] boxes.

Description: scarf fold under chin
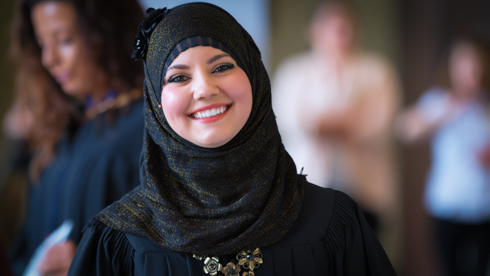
[[95, 2, 305, 256]]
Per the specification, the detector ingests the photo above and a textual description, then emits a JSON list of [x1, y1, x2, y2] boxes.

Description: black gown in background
[[68, 183, 397, 276], [9, 99, 145, 276]]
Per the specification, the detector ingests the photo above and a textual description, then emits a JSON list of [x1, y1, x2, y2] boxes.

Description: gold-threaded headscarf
[[95, 2, 305, 256]]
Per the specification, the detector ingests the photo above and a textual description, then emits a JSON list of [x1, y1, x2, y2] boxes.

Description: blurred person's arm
[[394, 105, 437, 143], [316, 56, 401, 144], [394, 88, 457, 144], [315, 107, 354, 140]]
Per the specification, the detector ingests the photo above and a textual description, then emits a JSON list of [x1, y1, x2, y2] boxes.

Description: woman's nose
[[41, 42, 59, 69], [192, 72, 219, 100]]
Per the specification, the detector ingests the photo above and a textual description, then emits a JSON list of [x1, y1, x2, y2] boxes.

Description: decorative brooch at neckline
[[193, 248, 263, 276]]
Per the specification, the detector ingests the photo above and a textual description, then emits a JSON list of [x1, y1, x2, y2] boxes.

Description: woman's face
[[311, 13, 354, 55], [31, 1, 104, 98], [161, 46, 253, 148], [449, 43, 483, 98]]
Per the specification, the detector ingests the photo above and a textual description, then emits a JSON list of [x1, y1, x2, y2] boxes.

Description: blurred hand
[[38, 239, 77, 276], [314, 109, 353, 141], [477, 143, 490, 169], [2, 103, 33, 140], [393, 107, 436, 144]]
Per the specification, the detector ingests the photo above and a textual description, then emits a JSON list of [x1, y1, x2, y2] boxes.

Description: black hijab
[[95, 2, 305, 256]]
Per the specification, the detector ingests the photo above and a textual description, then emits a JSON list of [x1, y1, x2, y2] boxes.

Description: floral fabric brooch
[[131, 7, 168, 60], [193, 248, 263, 276]]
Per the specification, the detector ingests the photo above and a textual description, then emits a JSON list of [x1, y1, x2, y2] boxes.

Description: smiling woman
[[66, 3, 396, 276]]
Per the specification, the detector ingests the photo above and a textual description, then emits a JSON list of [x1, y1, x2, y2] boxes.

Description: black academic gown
[[68, 183, 397, 276], [9, 99, 145, 276]]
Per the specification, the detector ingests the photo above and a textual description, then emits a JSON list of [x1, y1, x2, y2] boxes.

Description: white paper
[[23, 220, 73, 276]]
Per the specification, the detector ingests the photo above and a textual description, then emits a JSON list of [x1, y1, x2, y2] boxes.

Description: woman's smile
[[188, 103, 232, 121]]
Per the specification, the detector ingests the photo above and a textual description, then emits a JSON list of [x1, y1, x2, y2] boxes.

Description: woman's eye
[[57, 33, 74, 46], [168, 75, 189, 83], [60, 38, 73, 46], [213, 63, 235, 73]]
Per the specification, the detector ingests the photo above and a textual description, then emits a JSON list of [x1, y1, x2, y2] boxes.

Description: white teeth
[[192, 106, 228, 118]]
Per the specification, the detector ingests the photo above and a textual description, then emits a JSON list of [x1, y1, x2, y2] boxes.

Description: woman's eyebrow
[[167, 64, 189, 70], [207, 54, 230, 64]]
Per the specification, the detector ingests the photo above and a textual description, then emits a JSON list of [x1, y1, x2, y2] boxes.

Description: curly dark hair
[[9, 0, 145, 180]]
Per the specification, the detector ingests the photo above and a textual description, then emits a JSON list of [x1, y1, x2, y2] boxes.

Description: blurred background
[[1, 0, 489, 275]]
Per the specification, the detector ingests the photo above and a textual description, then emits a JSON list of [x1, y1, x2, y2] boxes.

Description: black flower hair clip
[[131, 7, 169, 60]]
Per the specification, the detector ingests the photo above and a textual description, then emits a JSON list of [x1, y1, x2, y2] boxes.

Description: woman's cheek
[[161, 89, 188, 121]]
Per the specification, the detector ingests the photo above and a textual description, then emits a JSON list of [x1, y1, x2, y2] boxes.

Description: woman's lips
[[54, 73, 70, 85]]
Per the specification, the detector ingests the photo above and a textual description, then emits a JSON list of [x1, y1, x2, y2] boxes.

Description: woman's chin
[[192, 136, 234, 148], [61, 85, 90, 99]]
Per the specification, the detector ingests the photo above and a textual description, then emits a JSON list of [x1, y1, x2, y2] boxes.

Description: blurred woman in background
[[396, 37, 490, 276], [7, 0, 145, 275], [272, 1, 401, 261]]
